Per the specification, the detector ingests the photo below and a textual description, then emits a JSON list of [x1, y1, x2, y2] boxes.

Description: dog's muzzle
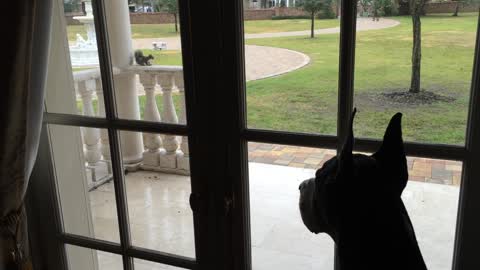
[[298, 178, 324, 234]]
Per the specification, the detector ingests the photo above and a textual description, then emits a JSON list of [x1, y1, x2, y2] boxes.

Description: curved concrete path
[[132, 18, 399, 82], [244, 17, 399, 39], [135, 44, 310, 95], [244, 45, 310, 81]]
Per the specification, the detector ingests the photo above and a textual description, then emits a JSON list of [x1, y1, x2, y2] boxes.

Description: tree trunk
[[174, 13, 178, 33], [311, 11, 315, 38], [410, 14, 421, 93], [453, 2, 460, 16]]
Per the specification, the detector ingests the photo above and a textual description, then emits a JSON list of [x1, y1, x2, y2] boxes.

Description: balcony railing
[[73, 65, 189, 189]]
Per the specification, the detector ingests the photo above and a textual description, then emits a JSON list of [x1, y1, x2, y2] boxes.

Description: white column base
[[85, 160, 111, 187], [177, 152, 190, 172], [143, 149, 164, 167], [122, 153, 144, 164], [160, 152, 177, 169]]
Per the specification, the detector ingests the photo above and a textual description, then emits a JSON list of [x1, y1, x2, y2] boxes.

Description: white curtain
[[0, 1, 53, 269]]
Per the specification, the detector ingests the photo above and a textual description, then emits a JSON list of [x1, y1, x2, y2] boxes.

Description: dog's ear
[[336, 108, 356, 181], [373, 113, 408, 195]]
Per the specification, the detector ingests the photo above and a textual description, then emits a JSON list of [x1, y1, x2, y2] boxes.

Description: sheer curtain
[[0, 1, 53, 269]]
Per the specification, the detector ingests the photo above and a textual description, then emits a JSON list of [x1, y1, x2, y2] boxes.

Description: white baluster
[[140, 73, 162, 166], [158, 72, 178, 169], [95, 79, 112, 174], [78, 80, 101, 166], [175, 72, 190, 173]]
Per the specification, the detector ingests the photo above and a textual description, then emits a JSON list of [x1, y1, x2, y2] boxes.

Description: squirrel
[[134, 49, 154, 66]]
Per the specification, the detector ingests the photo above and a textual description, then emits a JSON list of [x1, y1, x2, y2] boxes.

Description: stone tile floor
[[73, 162, 459, 270], [247, 142, 462, 186]]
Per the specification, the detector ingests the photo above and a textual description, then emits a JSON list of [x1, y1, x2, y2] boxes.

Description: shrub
[[319, 7, 336, 18], [272, 15, 311, 19], [318, 0, 336, 19], [382, 0, 399, 16], [64, 0, 82, 13]]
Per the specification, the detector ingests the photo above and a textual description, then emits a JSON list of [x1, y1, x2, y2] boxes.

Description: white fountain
[[69, 0, 99, 67]]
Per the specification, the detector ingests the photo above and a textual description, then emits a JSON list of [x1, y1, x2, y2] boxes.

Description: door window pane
[[404, 157, 461, 269], [49, 124, 119, 243], [354, 151, 461, 270], [109, 1, 187, 126], [354, 12, 479, 145], [121, 131, 195, 258], [66, 245, 122, 270], [244, 4, 340, 135], [135, 258, 187, 270], [248, 142, 461, 270], [46, 0, 107, 117], [248, 143, 335, 270]]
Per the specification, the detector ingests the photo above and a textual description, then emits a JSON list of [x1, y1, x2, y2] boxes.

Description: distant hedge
[[272, 15, 311, 20]]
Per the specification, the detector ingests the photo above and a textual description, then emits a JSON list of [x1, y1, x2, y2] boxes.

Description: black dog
[[299, 109, 427, 270]]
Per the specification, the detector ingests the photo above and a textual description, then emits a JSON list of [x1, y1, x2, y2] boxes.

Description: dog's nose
[[298, 183, 303, 190]]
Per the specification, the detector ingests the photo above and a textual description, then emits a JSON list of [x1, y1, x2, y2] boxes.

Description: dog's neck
[[333, 204, 427, 270]]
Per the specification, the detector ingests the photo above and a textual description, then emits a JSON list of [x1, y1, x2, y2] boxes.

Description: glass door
[[38, 0, 208, 269], [33, 0, 480, 269], [237, 1, 480, 270]]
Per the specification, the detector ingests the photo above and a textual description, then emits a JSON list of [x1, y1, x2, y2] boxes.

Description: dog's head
[[299, 109, 408, 239]]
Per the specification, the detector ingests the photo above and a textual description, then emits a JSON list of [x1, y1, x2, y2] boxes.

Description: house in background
[[245, 0, 299, 9]]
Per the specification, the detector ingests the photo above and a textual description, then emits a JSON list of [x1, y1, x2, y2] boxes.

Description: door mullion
[[336, 0, 358, 269], [176, 0, 209, 267], [221, 1, 252, 269], [337, 0, 358, 142], [181, 0, 251, 269], [91, 1, 133, 269], [453, 13, 480, 270]]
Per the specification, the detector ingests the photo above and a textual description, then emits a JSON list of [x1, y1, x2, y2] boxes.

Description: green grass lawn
[[243, 18, 339, 34], [244, 13, 478, 145], [67, 18, 339, 41], [74, 14, 478, 145], [143, 49, 183, 66]]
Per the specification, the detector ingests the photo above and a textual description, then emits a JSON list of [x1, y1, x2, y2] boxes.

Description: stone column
[[104, 0, 143, 164]]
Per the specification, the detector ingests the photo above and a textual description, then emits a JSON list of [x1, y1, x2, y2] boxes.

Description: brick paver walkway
[[247, 142, 462, 186]]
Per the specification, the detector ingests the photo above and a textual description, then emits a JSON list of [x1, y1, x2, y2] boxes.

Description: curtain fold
[[0, 1, 53, 269]]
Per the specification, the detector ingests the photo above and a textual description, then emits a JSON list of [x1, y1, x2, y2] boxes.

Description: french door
[[31, 0, 480, 269]]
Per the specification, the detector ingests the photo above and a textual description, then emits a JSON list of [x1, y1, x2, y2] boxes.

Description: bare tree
[[409, 0, 426, 93]]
